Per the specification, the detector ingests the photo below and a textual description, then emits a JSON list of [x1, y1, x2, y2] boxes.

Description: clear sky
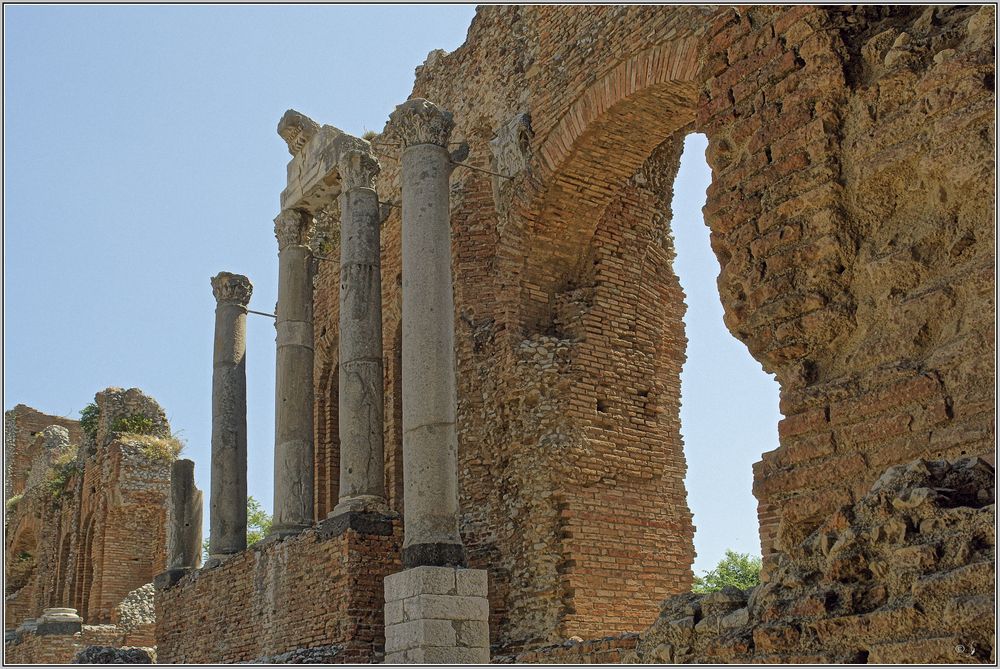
[[4, 5, 779, 577]]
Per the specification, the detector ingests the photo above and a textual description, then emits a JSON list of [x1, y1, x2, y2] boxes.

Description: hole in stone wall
[[673, 133, 781, 580], [596, 399, 610, 413]]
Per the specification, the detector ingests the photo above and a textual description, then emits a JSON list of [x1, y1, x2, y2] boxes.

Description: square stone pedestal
[[384, 566, 490, 663]]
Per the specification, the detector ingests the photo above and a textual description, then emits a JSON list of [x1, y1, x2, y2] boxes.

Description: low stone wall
[[4, 624, 123, 664], [494, 633, 640, 664], [634, 457, 995, 664], [154, 515, 400, 663]]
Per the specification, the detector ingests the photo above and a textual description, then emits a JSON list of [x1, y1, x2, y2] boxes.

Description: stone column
[[331, 143, 389, 518], [168, 459, 203, 570], [271, 209, 315, 536], [208, 272, 252, 562], [390, 98, 465, 568]]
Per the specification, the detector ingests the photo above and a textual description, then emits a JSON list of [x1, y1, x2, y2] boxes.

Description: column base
[[319, 510, 396, 539], [331, 494, 390, 517], [154, 567, 193, 590], [268, 523, 311, 538], [384, 566, 490, 664], [402, 542, 466, 568]]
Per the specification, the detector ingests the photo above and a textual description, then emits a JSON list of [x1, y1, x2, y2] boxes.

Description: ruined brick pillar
[[390, 98, 465, 569], [156, 458, 203, 587], [208, 272, 252, 563], [330, 142, 389, 519], [271, 209, 315, 536]]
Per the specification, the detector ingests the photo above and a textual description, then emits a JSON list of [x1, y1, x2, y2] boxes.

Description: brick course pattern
[[306, 3, 995, 654], [154, 521, 401, 663]]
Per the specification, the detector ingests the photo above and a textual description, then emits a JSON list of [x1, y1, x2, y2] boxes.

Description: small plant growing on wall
[[47, 446, 82, 501], [5, 494, 23, 512], [112, 413, 156, 435]]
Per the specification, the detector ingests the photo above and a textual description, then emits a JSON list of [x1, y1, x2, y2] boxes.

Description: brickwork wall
[[4, 624, 127, 664], [4, 390, 171, 644], [304, 3, 994, 653], [155, 522, 401, 663]]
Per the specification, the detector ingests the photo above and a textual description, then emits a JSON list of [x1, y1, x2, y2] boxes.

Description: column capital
[[389, 98, 454, 149], [210, 272, 253, 306], [339, 145, 380, 192], [274, 209, 314, 249]]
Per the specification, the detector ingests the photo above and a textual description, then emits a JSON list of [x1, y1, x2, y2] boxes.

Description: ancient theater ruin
[[7, 4, 996, 665], [5, 390, 180, 663]]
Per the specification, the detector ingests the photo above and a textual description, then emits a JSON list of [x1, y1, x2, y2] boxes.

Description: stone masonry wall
[[635, 457, 995, 664], [155, 521, 401, 664]]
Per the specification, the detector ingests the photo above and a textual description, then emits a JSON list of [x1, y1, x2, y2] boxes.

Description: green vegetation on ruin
[[691, 549, 762, 593]]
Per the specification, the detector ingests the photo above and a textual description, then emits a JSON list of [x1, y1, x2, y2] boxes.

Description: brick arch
[[314, 347, 340, 520], [520, 38, 701, 331]]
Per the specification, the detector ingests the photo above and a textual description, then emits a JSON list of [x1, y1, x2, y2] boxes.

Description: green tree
[[692, 549, 762, 593], [245, 496, 273, 545], [201, 496, 273, 560]]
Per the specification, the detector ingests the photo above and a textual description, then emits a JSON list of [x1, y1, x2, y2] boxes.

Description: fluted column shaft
[[391, 98, 465, 568], [332, 146, 388, 517], [210, 272, 252, 558], [271, 210, 315, 536]]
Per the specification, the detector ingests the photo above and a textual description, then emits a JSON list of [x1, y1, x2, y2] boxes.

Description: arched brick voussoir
[[519, 39, 701, 329]]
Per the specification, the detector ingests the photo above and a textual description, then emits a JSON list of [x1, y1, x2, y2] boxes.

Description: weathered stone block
[[454, 620, 490, 648], [386, 646, 490, 664], [385, 600, 404, 626], [402, 593, 489, 622], [455, 568, 488, 596], [385, 565, 457, 601], [385, 619, 456, 653]]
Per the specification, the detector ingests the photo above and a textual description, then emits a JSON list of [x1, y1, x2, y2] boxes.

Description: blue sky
[[4, 5, 779, 577]]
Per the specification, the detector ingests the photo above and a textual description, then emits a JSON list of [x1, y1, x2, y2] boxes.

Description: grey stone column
[[168, 459, 203, 569], [271, 209, 315, 536], [331, 143, 389, 518], [390, 98, 465, 568], [208, 272, 252, 561]]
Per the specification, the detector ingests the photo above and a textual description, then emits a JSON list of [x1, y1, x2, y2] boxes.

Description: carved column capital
[[339, 147, 380, 192], [210, 272, 253, 306], [274, 209, 314, 249], [389, 98, 454, 149]]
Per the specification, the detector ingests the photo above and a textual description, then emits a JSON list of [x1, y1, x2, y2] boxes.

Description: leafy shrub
[[79, 403, 100, 441], [692, 549, 762, 593]]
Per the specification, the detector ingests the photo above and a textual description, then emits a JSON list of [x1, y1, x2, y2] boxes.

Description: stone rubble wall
[[634, 457, 995, 664], [154, 521, 401, 664]]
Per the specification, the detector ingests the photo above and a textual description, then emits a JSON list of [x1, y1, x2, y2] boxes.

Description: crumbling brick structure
[[4, 388, 176, 663], [158, 4, 994, 663]]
